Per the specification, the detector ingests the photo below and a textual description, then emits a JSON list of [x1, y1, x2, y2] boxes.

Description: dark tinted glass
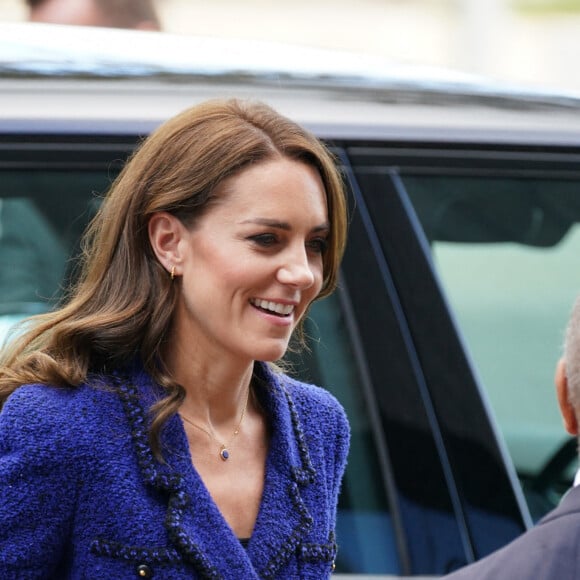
[[342, 166, 525, 572], [402, 175, 580, 521], [0, 171, 113, 343]]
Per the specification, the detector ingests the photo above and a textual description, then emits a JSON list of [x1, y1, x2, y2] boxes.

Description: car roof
[[2, 22, 580, 145]]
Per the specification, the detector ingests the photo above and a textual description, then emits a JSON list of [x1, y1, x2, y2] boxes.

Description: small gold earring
[[170, 265, 175, 280]]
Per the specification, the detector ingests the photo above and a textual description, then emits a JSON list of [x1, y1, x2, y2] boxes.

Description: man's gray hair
[[564, 295, 580, 407]]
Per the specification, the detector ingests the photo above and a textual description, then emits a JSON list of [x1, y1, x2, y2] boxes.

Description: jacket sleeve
[[0, 387, 78, 579]]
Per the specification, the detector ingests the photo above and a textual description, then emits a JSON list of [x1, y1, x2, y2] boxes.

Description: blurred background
[[1, 0, 580, 93]]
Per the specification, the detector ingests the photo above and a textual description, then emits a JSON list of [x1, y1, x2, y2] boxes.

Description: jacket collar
[[114, 362, 316, 579]]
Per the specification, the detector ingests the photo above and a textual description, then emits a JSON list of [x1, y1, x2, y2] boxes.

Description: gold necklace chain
[[179, 386, 250, 461]]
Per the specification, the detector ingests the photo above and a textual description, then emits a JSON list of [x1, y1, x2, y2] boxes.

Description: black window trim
[[339, 150, 477, 567]]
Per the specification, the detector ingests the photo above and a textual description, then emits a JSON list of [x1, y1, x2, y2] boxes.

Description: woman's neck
[[166, 343, 255, 428]]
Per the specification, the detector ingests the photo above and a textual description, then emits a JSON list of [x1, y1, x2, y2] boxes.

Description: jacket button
[[137, 564, 152, 578]]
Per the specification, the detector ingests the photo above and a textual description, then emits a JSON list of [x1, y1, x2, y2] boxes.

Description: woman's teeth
[[251, 299, 294, 316]]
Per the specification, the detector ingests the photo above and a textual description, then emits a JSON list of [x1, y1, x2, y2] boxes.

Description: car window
[[401, 175, 580, 520], [0, 171, 111, 345], [337, 160, 528, 574]]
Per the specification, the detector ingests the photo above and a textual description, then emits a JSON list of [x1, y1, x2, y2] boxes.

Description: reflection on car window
[[0, 171, 111, 344], [0, 197, 66, 309], [403, 175, 580, 520]]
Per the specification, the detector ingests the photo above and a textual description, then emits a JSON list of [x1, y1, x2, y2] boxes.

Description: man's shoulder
[[446, 492, 580, 579], [541, 484, 580, 523]]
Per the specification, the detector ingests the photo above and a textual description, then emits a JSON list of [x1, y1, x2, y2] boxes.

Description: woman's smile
[[249, 297, 297, 328]]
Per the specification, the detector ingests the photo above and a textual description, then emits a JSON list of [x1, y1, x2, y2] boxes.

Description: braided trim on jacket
[[113, 373, 222, 580], [90, 538, 182, 563], [283, 380, 316, 486], [258, 377, 316, 579], [298, 532, 337, 563]]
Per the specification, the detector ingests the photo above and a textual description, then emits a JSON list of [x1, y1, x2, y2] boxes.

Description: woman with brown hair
[[0, 98, 349, 579]]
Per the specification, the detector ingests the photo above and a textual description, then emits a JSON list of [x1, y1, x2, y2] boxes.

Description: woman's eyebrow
[[240, 218, 330, 232], [240, 218, 290, 230]]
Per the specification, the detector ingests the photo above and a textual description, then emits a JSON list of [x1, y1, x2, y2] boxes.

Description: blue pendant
[[220, 448, 230, 461]]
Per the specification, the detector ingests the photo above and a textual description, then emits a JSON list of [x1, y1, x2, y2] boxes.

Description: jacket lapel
[[247, 364, 316, 579], [163, 445, 260, 579], [116, 370, 258, 579], [117, 363, 316, 579]]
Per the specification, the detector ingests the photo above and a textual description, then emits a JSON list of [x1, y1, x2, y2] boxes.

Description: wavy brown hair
[[0, 98, 347, 458]]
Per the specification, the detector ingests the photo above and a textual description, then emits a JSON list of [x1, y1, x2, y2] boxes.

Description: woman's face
[[173, 157, 329, 363]]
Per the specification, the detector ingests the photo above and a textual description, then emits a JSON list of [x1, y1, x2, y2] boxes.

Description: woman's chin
[[249, 342, 290, 363]]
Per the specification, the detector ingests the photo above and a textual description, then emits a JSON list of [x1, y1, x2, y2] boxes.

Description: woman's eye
[[249, 233, 278, 247], [308, 238, 328, 254]]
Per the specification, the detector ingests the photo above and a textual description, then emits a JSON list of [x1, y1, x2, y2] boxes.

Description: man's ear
[[555, 357, 578, 436], [148, 212, 186, 275]]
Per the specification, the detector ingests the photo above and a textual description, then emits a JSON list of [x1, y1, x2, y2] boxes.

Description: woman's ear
[[555, 357, 578, 436], [148, 212, 186, 276]]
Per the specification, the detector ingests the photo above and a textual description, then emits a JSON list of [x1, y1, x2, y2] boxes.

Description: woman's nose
[[276, 249, 316, 289]]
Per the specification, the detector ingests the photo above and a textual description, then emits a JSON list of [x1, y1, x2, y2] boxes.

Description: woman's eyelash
[[248, 233, 328, 253], [308, 238, 329, 253], [249, 233, 278, 246]]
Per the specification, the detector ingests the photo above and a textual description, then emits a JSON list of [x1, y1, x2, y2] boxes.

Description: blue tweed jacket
[[0, 362, 350, 579]]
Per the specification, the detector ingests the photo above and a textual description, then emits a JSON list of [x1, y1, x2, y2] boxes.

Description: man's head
[[26, 0, 160, 30]]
